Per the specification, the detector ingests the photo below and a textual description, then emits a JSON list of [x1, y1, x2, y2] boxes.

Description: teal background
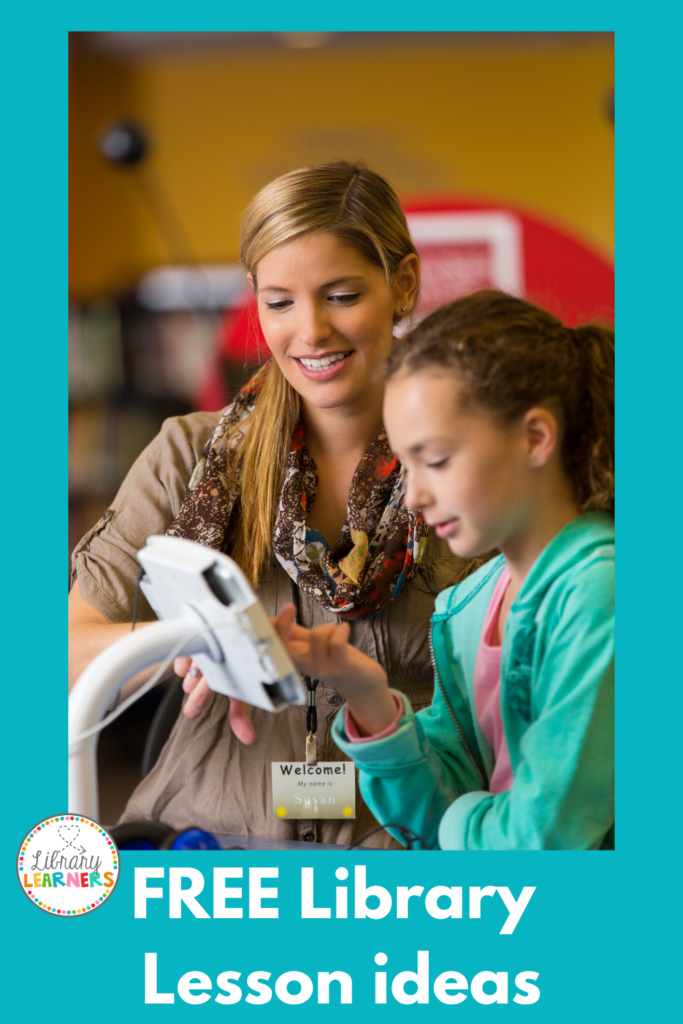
[[5, 5, 676, 1021]]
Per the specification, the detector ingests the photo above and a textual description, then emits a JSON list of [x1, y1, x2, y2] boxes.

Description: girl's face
[[252, 232, 416, 413], [384, 370, 536, 559]]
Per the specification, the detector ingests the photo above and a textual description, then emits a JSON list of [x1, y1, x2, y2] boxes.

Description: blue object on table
[[119, 838, 157, 851], [170, 828, 222, 851]]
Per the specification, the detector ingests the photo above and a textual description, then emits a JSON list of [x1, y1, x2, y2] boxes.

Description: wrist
[[344, 688, 398, 738]]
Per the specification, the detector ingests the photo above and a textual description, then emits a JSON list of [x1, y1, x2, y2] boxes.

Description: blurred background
[[69, 30, 614, 822]]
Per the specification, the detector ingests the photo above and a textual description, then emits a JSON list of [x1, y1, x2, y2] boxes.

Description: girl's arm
[[330, 557, 614, 850], [438, 559, 614, 850], [273, 605, 398, 735], [274, 605, 485, 850]]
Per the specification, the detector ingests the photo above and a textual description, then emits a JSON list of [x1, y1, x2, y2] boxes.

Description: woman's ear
[[246, 272, 256, 294], [523, 406, 559, 469], [393, 253, 420, 316]]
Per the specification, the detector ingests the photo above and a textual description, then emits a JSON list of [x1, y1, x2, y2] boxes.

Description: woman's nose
[[298, 302, 332, 347]]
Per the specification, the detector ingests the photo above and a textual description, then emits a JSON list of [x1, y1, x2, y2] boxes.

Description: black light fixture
[[97, 117, 199, 268], [99, 120, 149, 166]]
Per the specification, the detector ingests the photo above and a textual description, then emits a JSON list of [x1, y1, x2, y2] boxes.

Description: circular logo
[[17, 815, 119, 916]]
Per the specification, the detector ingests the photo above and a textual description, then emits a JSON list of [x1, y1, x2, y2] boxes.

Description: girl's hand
[[272, 604, 397, 736], [173, 657, 257, 745]]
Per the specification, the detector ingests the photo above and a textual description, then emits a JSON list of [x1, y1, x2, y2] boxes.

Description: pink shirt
[[473, 566, 513, 793], [346, 565, 514, 794]]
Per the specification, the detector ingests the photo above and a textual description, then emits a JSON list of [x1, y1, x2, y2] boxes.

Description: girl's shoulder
[[521, 512, 614, 619], [433, 554, 506, 623]]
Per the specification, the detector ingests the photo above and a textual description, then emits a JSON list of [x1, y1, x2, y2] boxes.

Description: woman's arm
[[68, 580, 153, 695], [69, 581, 257, 739], [69, 413, 234, 720]]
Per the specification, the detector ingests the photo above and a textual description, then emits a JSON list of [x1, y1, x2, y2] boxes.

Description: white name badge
[[271, 761, 356, 820]]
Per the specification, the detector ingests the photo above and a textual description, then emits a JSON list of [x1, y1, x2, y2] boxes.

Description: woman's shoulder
[[155, 409, 226, 459], [125, 408, 228, 488]]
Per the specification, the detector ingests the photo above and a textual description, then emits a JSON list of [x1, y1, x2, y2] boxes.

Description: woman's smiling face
[[253, 231, 412, 413]]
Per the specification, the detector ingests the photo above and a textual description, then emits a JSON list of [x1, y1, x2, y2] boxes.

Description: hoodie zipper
[[428, 622, 489, 791]]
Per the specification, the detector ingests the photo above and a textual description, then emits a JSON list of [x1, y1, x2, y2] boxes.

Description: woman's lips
[[294, 351, 353, 381], [434, 518, 461, 539]]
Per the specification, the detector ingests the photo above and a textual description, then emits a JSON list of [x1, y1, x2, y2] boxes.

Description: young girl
[[275, 290, 614, 850]]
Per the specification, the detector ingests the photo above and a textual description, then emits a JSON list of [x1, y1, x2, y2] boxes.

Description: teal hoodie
[[332, 513, 614, 850]]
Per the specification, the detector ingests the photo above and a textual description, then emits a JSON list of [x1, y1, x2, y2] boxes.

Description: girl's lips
[[434, 518, 461, 539], [294, 352, 353, 381]]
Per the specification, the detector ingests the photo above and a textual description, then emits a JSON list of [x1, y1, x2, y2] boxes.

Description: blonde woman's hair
[[230, 159, 418, 585]]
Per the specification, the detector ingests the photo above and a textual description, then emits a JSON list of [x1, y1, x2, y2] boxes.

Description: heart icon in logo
[[58, 824, 81, 846]]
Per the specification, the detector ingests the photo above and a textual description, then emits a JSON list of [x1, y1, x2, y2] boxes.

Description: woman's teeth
[[299, 352, 350, 369]]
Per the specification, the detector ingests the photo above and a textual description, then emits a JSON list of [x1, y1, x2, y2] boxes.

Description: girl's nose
[[404, 473, 432, 512]]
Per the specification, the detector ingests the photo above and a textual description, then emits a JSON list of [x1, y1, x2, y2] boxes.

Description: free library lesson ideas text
[[136, 864, 540, 1007]]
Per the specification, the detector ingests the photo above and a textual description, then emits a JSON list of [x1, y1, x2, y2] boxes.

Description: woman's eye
[[265, 299, 293, 311], [329, 292, 361, 305], [427, 458, 449, 470]]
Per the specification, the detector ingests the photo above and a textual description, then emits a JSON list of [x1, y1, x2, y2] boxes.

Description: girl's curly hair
[[387, 290, 614, 515]]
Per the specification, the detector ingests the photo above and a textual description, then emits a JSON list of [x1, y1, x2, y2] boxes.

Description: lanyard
[[291, 580, 319, 765]]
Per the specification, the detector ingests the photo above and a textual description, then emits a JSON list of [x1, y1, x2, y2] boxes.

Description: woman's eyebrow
[[260, 275, 366, 293], [320, 276, 365, 288]]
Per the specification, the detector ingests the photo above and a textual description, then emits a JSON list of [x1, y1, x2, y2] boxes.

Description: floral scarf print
[[167, 362, 428, 619]]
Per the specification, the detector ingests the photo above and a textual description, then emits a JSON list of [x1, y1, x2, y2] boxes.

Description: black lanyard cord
[[290, 578, 319, 735]]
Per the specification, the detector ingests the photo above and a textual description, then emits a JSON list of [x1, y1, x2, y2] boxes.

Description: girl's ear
[[523, 406, 558, 469], [393, 253, 420, 316]]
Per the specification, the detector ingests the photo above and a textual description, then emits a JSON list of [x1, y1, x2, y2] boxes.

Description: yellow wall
[[70, 36, 614, 299]]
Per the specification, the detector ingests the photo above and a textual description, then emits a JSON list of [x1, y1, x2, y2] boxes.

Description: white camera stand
[[69, 536, 306, 820]]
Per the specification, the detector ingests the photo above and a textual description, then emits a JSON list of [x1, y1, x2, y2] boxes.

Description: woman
[[69, 160, 482, 846]]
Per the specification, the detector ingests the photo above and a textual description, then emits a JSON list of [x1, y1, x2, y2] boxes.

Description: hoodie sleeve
[[438, 556, 614, 850], [332, 678, 486, 849], [331, 569, 498, 849]]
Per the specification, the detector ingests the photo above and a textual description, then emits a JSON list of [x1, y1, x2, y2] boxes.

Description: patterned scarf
[[168, 363, 428, 619]]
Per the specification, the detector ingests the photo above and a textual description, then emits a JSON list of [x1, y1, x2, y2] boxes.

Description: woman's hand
[[173, 658, 257, 745], [272, 604, 397, 736], [69, 581, 259, 743]]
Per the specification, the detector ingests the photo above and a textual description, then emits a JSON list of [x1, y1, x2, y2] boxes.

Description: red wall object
[[404, 197, 614, 327]]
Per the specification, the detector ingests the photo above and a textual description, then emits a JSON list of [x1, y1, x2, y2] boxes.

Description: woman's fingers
[[229, 698, 258, 745], [179, 665, 256, 742], [183, 676, 212, 718], [181, 660, 203, 694], [174, 656, 193, 677]]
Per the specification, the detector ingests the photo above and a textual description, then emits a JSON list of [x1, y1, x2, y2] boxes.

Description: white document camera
[[68, 536, 306, 819], [138, 535, 306, 711]]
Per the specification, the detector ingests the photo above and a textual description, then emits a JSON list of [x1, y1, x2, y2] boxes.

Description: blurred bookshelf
[[69, 300, 195, 559], [68, 264, 259, 568]]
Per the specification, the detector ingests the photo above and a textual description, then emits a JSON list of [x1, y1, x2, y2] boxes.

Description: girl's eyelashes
[[426, 457, 450, 470]]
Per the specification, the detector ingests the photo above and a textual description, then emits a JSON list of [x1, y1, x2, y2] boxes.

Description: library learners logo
[[17, 815, 119, 916]]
